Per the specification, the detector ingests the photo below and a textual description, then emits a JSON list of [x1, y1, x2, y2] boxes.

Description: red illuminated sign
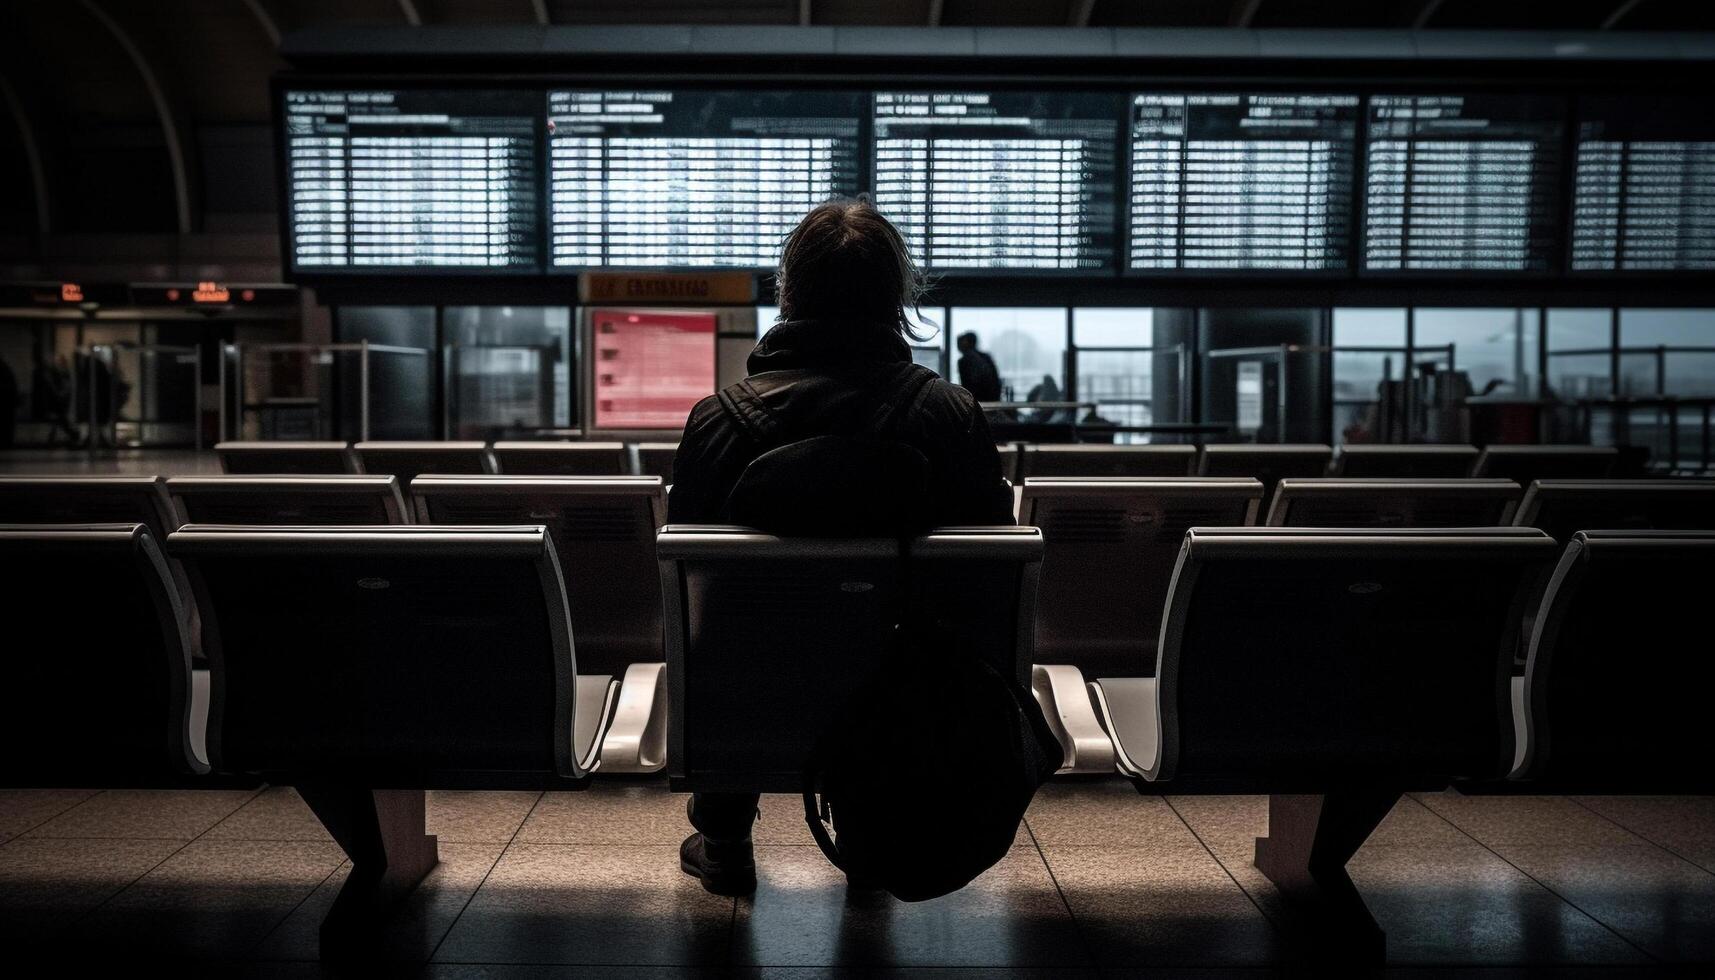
[[192, 281, 231, 304], [591, 308, 716, 431], [60, 282, 83, 303]]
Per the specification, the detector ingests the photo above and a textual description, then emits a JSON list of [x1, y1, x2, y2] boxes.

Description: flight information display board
[[590, 308, 716, 430], [872, 91, 1118, 271], [282, 89, 540, 273], [547, 90, 863, 268], [1363, 95, 1563, 273], [1128, 93, 1358, 272], [1572, 97, 1715, 272]]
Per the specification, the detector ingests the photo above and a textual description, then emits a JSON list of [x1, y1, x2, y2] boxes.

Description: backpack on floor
[[713, 363, 1061, 901]]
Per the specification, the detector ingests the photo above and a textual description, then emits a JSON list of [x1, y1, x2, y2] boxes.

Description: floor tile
[[430, 790, 543, 843], [26, 788, 261, 840], [422, 968, 732, 978], [1043, 843, 1282, 967], [74, 838, 345, 958], [1413, 792, 1642, 849], [1572, 796, 1715, 872], [203, 787, 332, 842], [1027, 780, 1200, 849], [755, 793, 822, 846], [0, 836, 184, 946], [518, 784, 687, 845], [432, 844, 733, 964], [0, 788, 101, 843], [1500, 843, 1715, 963], [1348, 843, 1650, 965], [732, 845, 1087, 968], [255, 841, 506, 962]]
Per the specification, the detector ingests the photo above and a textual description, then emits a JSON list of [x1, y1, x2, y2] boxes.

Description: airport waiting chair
[[411, 475, 669, 772], [658, 525, 1042, 794], [1267, 478, 1522, 528], [168, 524, 617, 953], [167, 476, 411, 525], [1516, 531, 1715, 791], [0, 524, 205, 784], [352, 441, 495, 481], [634, 442, 679, 479], [1017, 443, 1198, 479], [1331, 444, 1480, 478], [1088, 526, 1558, 960], [0, 476, 201, 662], [1197, 444, 1334, 509], [491, 441, 630, 476], [1471, 445, 1618, 484], [216, 441, 357, 475], [1513, 479, 1715, 542], [1018, 477, 1263, 772]]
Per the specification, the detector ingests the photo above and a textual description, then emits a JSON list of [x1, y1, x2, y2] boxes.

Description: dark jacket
[[667, 318, 1014, 528], [957, 350, 1003, 403]]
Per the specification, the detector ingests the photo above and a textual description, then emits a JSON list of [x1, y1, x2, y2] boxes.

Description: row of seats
[[216, 440, 681, 481], [5, 520, 1706, 959], [1000, 442, 1622, 487]]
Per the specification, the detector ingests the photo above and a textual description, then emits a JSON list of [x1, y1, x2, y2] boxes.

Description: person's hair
[[775, 198, 932, 341]]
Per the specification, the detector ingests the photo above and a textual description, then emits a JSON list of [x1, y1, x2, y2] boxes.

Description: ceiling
[[1, 0, 1711, 243]]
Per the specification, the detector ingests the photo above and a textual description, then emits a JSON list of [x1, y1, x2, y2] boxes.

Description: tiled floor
[[1, 780, 1710, 975]]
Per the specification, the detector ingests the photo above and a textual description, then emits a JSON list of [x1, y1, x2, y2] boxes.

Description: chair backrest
[[411, 476, 667, 673], [491, 441, 629, 476], [215, 441, 356, 475], [1197, 444, 1334, 505], [1018, 444, 1197, 479], [168, 525, 592, 783], [1152, 527, 1557, 787], [1520, 531, 1715, 790], [658, 525, 1042, 792], [1333, 444, 1480, 478], [1267, 478, 1522, 528], [1018, 478, 1261, 674], [635, 442, 679, 479], [1513, 479, 1715, 542], [1472, 445, 1618, 483], [353, 441, 495, 480], [167, 476, 410, 525], [0, 524, 202, 783]]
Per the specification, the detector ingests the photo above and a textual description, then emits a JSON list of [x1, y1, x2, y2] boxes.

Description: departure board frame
[[273, 70, 1715, 303]]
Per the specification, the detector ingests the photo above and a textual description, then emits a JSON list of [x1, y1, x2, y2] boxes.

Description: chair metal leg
[[1254, 790, 1400, 964], [297, 784, 440, 959]]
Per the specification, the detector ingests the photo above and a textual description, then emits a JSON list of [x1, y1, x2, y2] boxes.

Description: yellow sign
[[578, 271, 755, 305]]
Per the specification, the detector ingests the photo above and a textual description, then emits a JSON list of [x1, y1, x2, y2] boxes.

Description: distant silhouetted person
[[956, 331, 1003, 403], [667, 199, 1013, 896], [32, 355, 78, 446]]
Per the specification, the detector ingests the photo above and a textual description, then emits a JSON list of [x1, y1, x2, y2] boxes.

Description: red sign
[[60, 282, 83, 303], [192, 281, 231, 304], [591, 308, 716, 431]]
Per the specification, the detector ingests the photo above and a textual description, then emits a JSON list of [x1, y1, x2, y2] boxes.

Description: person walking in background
[[956, 331, 1003, 403]]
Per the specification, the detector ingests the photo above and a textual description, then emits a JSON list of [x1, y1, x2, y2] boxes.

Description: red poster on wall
[[591, 308, 717, 430]]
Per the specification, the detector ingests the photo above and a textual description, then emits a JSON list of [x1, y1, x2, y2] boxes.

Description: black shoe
[[680, 831, 756, 896]]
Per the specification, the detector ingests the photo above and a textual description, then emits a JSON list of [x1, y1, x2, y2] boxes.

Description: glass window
[[1331, 309, 1406, 445], [1620, 309, 1715, 398], [1413, 308, 1541, 399], [1546, 309, 1613, 402], [1073, 308, 1152, 348], [951, 308, 1067, 404], [334, 307, 436, 439], [755, 303, 947, 375], [1071, 309, 1171, 441], [443, 306, 574, 436]]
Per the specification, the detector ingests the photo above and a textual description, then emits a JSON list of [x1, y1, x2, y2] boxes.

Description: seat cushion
[[1090, 676, 1159, 779]]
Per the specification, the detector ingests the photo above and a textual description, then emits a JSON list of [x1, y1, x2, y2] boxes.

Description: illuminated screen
[[282, 89, 540, 273], [1572, 97, 1715, 272], [548, 90, 863, 268], [872, 91, 1118, 271], [1129, 93, 1358, 272], [1363, 94, 1563, 273], [591, 309, 716, 430]]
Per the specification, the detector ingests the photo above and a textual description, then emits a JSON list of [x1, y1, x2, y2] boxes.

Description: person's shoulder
[[915, 373, 982, 423]]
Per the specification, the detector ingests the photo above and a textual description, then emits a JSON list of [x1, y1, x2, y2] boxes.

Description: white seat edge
[[572, 674, 620, 774], [1030, 664, 1118, 775], [189, 667, 210, 768], [1509, 674, 1527, 778], [1088, 676, 1159, 781], [597, 662, 670, 774]]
